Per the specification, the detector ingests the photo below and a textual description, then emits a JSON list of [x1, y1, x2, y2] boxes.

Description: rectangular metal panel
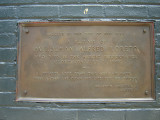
[[17, 22, 155, 102]]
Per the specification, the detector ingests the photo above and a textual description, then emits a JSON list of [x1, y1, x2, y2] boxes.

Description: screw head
[[25, 29, 29, 33], [143, 29, 146, 33], [24, 90, 27, 95], [145, 90, 149, 95]]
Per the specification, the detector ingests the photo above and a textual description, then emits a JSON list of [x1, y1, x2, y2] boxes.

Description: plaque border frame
[[16, 21, 155, 103]]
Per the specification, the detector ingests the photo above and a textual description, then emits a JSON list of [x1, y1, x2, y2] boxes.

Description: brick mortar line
[[0, 18, 159, 21], [0, 4, 160, 7], [0, 3, 160, 6], [156, 63, 160, 65], [156, 33, 160, 35], [0, 47, 17, 50], [0, 77, 16, 79], [0, 33, 16, 35], [0, 92, 15, 94], [0, 62, 16, 64], [1, 106, 160, 111], [1, 18, 160, 21]]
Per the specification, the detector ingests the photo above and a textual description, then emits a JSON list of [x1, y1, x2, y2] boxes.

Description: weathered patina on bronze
[[17, 22, 155, 102]]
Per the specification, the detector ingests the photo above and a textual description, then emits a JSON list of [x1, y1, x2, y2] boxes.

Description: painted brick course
[[18, 6, 59, 18], [157, 63, 160, 78], [123, 0, 160, 4], [1, 0, 160, 5], [155, 34, 160, 48], [0, 0, 78, 5], [0, 34, 17, 47], [78, 110, 125, 120], [126, 110, 160, 120], [0, 93, 15, 106], [104, 5, 148, 18], [0, 21, 17, 33], [0, 77, 16, 92], [60, 6, 104, 18], [0, 7, 17, 19], [156, 48, 160, 63], [155, 21, 160, 33], [0, 64, 16, 77], [0, 108, 77, 120], [148, 6, 160, 18], [0, 48, 16, 62]]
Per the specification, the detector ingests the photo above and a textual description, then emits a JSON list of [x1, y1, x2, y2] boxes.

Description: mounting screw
[[24, 90, 27, 95], [145, 90, 149, 95], [25, 29, 29, 33], [143, 29, 146, 33]]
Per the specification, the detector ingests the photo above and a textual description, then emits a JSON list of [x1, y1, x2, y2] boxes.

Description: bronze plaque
[[17, 22, 155, 102]]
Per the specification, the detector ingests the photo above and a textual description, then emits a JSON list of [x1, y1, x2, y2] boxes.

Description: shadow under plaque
[[16, 22, 155, 102]]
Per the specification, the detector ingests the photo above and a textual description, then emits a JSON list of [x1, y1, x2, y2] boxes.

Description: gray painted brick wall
[[0, 0, 160, 120]]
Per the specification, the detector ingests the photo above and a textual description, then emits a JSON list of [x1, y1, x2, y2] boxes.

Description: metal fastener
[[24, 90, 28, 95], [25, 29, 29, 33], [145, 90, 149, 95], [143, 29, 146, 33]]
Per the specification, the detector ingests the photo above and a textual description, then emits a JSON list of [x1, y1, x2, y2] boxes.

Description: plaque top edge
[[19, 21, 154, 27]]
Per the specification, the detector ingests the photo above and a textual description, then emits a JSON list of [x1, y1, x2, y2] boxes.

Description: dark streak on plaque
[[16, 22, 155, 102]]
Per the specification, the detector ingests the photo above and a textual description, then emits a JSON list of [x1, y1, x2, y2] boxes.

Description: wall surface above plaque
[[17, 22, 155, 102]]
